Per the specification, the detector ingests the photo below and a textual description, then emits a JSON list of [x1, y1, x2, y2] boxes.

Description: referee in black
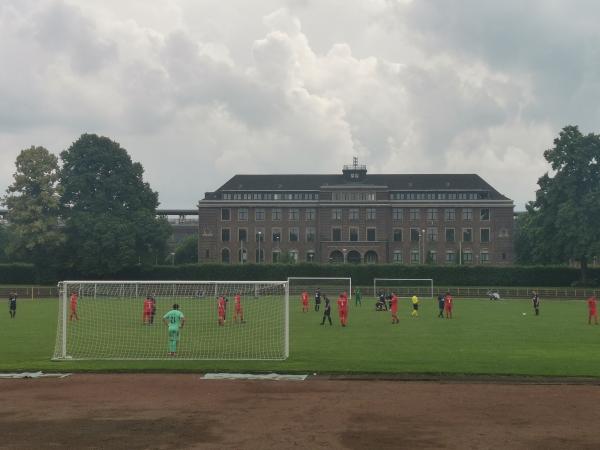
[[9, 291, 17, 319], [320, 295, 332, 326]]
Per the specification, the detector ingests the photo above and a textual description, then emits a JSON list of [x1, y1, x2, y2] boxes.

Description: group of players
[[301, 288, 349, 326]]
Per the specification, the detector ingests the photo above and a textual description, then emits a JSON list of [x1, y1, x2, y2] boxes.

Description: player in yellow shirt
[[411, 295, 419, 317]]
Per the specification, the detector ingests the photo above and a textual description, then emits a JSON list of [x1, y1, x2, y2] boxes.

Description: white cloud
[[1, 0, 598, 210]]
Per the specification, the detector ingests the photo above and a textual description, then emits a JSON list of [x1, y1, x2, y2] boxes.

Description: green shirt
[[163, 309, 185, 330]]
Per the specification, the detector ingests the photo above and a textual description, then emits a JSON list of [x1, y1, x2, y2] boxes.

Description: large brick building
[[197, 160, 514, 265]]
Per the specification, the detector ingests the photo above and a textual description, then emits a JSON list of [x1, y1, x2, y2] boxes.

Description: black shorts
[[413, 304, 419, 310]]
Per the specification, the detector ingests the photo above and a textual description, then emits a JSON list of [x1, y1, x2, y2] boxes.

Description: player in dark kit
[[437, 293, 445, 318], [320, 295, 332, 325], [314, 288, 322, 312], [9, 292, 17, 318], [532, 291, 540, 316]]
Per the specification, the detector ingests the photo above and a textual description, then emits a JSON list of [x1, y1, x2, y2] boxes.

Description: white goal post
[[373, 278, 434, 299], [53, 280, 289, 361], [287, 277, 352, 299]]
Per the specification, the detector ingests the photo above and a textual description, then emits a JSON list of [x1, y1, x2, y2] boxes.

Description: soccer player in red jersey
[[588, 295, 598, 325], [390, 292, 399, 324], [444, 292, 453, 319], [233, 293, 245, 323], [217, 296, 226, 326], [301, 290, 309, 312], [69, 291, 79, 321], [142, 296, 153, 324], [337, 293, 348, 327]]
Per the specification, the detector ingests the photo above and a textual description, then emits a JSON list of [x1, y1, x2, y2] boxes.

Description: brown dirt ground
[[1, 374, 600, 450]]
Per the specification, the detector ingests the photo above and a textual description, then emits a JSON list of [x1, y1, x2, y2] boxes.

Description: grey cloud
[[33, 1, 117, 74], [394, 0, 600, 129]]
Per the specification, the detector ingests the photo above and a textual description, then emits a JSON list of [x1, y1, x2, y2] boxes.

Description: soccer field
[[1, 295, 599, 377]]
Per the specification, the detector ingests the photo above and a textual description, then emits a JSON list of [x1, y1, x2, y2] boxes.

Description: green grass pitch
[[1, 296, 599, 377]]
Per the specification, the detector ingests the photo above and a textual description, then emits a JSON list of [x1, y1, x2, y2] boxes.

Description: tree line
[[1, 134, 171, 278], [1, 126, 599, 284]]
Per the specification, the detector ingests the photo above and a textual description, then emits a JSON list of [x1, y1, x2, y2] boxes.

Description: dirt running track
[[1, 374, 600, 450]]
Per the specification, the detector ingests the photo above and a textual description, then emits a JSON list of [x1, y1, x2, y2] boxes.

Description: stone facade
[[197, 163, 515, 265]]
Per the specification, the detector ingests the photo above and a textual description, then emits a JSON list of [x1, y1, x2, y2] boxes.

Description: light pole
[[258, 231, 262, 263], [421, 229, 426, 264]]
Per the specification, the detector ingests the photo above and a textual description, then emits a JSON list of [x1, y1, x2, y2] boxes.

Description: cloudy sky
[[1, 0, 599, 210]]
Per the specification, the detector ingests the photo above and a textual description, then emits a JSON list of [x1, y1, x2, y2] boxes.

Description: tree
[[174, 235, 198, 264], [60, 134, 171, 276], [1, 146, 64, 271], [521, 125, 600, 282]]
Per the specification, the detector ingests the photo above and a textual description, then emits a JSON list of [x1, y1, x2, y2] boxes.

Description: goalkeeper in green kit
[[163, 304, 185, 356]]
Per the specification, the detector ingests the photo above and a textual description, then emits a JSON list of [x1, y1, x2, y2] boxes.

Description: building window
[[255, 209, 265, 221], [238, 208, 248, 221], [272, 250, 280, 263], [332, 228, 341, 241], [462, 208, 473, 221], [367, 228, 376, 241], [349, 208, 359, 220], [393, 229, 402, 242], [305, 208, 316, 221], [392, 208, 403, 221], [272, 228, 281, 242], [306, 227, 316, 242], [426, 227, 438, 242], [221, 248, 230, 264], [349, 227, 359, 241], [221, 208, 230, 221], [463, 228, 472, 242], [463, 250, 473, 263], [426, 208, 438, 221], [289, 227, 299, 242], [272, 208, 281, 221], [221, 228, 230, 242], [289, 250, 298, 263], [480, 250, 490, 263], [446, 250, 455, 263], [480, 228, 490, 243], [332, 208, 342, 220], [288, 208, 299, 221], [393, 250, 402, 263], [410, 228, 420, 242], [366, 208, 376, 220], [480, 208, 490, 221], [410, 249, 419, 264], [238, 228, 247, 242], [444, 208, 455, 221], [445, 228, 455, 242], [409, 208, 420, 221], [255, 229, 265, 243], [255, 248, 264, 263], [428, 250, 437, 263]]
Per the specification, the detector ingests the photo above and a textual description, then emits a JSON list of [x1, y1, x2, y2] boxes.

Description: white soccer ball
[[522, 313, 526, 316]]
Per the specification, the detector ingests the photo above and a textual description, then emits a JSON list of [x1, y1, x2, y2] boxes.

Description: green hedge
[[1, 262, 598, 287]]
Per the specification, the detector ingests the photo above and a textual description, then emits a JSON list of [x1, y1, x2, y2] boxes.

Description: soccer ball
[[522, 313, 526, 316]]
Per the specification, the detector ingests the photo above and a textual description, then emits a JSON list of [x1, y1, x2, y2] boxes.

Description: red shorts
[[589, 310, 597, 316], [445, 304, 452, 311], [391, 308, 398, 314], [235, 307, 242, 313]]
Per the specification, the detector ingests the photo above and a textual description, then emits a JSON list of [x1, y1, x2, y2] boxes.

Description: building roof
[[214, 174, 510, 200]]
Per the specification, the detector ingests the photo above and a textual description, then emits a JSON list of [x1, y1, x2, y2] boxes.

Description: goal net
[[53, 280, 288, 361], [373, 278, 434, 299], [287, 277, 352, 303]]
